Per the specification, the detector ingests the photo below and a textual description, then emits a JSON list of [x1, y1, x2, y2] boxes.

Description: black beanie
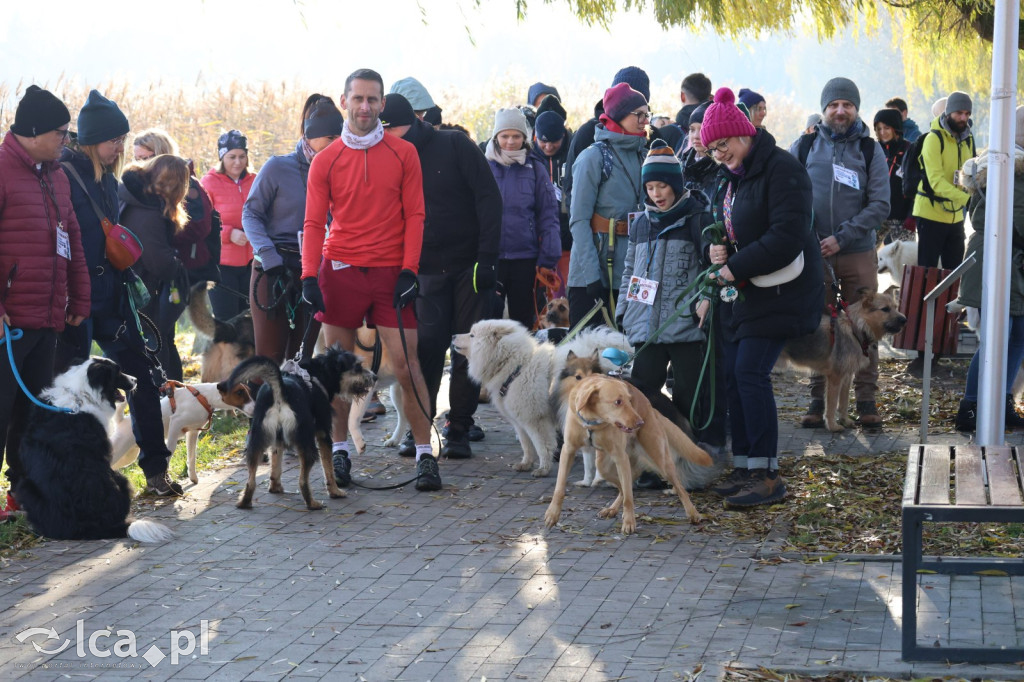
[[423, 105, 443, 126], [217, 130, 248, 159], [873, 109, 903, 135], [11, 85, 70, 137], [536, 94, 567, 122], [76, 90, 129, 146], [303, 98, 343, 139], [689, 100, 711, 126], [380, 94, 417, 128], [534, 111, 566, 143]]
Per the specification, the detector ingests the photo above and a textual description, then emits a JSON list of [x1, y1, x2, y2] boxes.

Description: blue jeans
[[964, 314, 1024, 402], [723, 336, 786, 472]]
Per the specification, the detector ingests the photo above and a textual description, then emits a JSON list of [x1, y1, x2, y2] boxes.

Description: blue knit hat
[[534, 111, 565, 143], [737, 88, 765, 110], [612, 66, 650, 102], [527, 82, 560, 107], [641, 139, 684, 198], [76, 90, 129, 146]]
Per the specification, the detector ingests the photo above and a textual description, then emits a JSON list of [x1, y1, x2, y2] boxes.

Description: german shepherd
[[555, 350, 729, 489], [217, 348, 375, 510], [781, 289, 907, 432]]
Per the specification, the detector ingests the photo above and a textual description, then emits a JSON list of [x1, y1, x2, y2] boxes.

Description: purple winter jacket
[[487, 154, 561, 268]]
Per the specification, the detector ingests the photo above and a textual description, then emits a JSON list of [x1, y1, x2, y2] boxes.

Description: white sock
[[415, 444, 432, 462], [332, 441, 349, 456]]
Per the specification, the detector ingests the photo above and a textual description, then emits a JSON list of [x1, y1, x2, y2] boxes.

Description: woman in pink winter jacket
[[201, 130, 256, 321]]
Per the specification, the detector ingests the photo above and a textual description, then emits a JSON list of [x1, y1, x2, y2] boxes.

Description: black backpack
[[796, 131, 875, 173], [899, 130, 975, 204]]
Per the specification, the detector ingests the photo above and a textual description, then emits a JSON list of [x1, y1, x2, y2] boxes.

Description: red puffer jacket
[[201, 169, 255, 267], [0, 133, 90, 331]]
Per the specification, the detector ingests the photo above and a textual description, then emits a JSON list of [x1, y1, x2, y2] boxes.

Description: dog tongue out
[[115, 391, 126, 404]]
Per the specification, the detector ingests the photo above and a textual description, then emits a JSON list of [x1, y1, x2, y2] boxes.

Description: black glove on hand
[[473, 262, 497, 293], [301, 277, 325, 314], [586, 280, 606, 300], [264, 265, 286, 280], [393, 269, 419, 308]]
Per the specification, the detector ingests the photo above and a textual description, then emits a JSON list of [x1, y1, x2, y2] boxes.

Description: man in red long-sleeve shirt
[[300, 69, 441, 492]]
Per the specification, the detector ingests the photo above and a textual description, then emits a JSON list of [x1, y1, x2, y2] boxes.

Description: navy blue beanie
[[612, 66, 650, 103], [642, 139, 685, 198], [527, 82, 560, 106], [737, 88, 765, 110], [534, 111, 565, 143], [76, 90, 129, 146]]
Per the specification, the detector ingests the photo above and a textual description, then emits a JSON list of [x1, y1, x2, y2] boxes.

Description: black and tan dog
[[217, 348, 375, 510], [781, 289, 907, 432]]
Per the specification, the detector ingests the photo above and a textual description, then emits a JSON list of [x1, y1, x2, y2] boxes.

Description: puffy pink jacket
[[0, 133, 90, 331], [201, 169, 255, 267]]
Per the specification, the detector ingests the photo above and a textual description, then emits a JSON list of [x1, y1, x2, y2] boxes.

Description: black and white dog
[[14, 357, 173, 543], [217, 347, 375, 510]]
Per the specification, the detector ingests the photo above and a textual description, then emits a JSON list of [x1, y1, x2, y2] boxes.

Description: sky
[[2, 0, 920, 119]]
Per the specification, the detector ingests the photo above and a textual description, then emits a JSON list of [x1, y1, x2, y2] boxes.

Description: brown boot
[[855, 400, 883, 428], [800, 399, 824, 428]]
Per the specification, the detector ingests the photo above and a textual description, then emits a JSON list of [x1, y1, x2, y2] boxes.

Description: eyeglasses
[[107, 135, 128, 146], [54, 128, 71, 142], [708, 138, 731, 154], [630, 111, 651, 122]]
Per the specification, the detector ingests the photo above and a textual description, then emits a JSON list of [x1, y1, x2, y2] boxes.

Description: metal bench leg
[[901, 508, 923, 660]]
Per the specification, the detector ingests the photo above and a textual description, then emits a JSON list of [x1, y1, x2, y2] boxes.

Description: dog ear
[[573, 379, 602, 412], [566, 350, 577, 360]]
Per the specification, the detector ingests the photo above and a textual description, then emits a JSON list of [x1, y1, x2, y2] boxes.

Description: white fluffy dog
[[877, 240, 918, 289], [454, 321, 632, 477]]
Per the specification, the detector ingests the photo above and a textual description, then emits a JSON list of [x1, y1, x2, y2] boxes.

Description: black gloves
[[586, 280, 606, 300], [393, 269, 419, 308], [473, 262, 497, 293], [263, 265, 286, 280], [301, 277, 325, 313]]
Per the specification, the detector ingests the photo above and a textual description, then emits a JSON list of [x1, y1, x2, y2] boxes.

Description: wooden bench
[[902, 444, 1024, 662]]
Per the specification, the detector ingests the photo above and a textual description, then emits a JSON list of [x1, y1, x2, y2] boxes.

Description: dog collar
[[576, 410, 603, 428], [498, 365, 522, 398]]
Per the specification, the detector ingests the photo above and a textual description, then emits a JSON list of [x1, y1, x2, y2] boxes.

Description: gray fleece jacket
[[788, 119, 890, 255]]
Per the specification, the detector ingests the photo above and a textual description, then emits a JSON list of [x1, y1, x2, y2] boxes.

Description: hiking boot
[[467, 423, 485, 442], [635, 470, 669, 490], [800, 399, 824, 428], [415, 455, 443, 491], [332, 452, 352, 487], [1006, 396, 1024, 430], [398, 431, 415, 458], [711, 468, 750, 497], [725, 469, 787, 507], [145, 472, 184, 497], [440, 431, 472, 459], [855, 400, 883, 428], [954, 399, 977, 432]]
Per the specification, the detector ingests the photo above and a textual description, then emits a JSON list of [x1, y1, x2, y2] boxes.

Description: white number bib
[[626, 276, 658, 306]]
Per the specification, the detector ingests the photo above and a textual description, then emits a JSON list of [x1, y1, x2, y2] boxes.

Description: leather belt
[[589, 213, 629, 237]]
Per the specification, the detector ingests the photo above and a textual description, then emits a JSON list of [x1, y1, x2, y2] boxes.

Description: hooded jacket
[[201, 168, 255, 267], [0, 133, 90, 330], [879, 137, 913, 221], [567, 124, 647, 288], [242, 140, 311, 272], [118, 169, 180, 294], [618, 192, 711, 345], [712, 129, 823, 341], [957, 148, 1024, 314], [401, 118, 502, 273], [487, 142, 561, 267], [789, 118, 890, 255], [912, 115, 974, 224], [903, 117, 922, 143]]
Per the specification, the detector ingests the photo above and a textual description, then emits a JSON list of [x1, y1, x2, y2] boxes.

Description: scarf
[[341, 120, 384, 150], [485, 139, 528, 166], [646, 193, 695, 231], [598, 115, 646, 138], [299, 137, 317, 163]]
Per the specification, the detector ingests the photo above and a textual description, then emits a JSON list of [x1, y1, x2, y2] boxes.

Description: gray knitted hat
[[820, 77, 861, 111], [492, 107, 530, 139], [945, 91, 973, 114]]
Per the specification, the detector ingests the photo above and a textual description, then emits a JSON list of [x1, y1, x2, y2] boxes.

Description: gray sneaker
[[415, 455, 442, 491], [145, 472, 184, 497]]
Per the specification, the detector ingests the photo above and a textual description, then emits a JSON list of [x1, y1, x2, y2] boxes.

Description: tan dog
[[539, 297, 570, 329], [781, 289, 907, 432], [544, 375, 710, 534]]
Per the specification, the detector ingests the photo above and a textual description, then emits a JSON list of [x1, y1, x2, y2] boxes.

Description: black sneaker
[[398, 431, 415, 458], [415, 455, 442, 491], [145, 472, 184, 497], [954, 400, 977, 432], [725, 469, 787, 507], [332, 451, 352, 487], [711, 468, 750, 498], [440, 431, 472, 459], [467, 423, 485, 442]]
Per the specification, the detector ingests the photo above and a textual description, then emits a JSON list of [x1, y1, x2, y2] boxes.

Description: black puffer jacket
[[880, 137, 913, 220], [710, 129, 823, 341], [402, 118, 502, 273]]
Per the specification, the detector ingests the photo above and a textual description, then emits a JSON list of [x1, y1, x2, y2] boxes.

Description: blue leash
[[1, 322, 74, 414]]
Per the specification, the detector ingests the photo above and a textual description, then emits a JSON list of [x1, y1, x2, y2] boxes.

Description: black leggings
[[493, 258, 537, 329], [0, 328, 56, 487]]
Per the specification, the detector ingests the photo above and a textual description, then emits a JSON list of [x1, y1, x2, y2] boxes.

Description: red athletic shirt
[[301, 135, 425, 279]]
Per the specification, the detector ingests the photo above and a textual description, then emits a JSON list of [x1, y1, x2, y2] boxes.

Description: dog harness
[[161, 380, 215, 432], [575, 410, 604, 446], [499, 365, 523, 398], [826, 302, 873, 358]]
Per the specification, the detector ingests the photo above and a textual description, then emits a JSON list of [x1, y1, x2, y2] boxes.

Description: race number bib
[[626, 276, 658, 306], [833, 164, 860, 190], [56, 224, 71, 260]]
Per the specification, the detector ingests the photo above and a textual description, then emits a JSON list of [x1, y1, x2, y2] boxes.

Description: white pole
[[976, 0, 1020, 445]]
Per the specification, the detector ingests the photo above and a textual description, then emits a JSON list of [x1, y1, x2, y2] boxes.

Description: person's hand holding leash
[[473, 262, 496, 293], [709, 244, 729, 265], [820, 235, 840, 258], [393, 269, 419, 308], [301, 277, 325, 313]]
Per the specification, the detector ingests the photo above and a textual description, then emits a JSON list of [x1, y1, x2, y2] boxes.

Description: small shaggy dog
[[15, 357, 174, 543]]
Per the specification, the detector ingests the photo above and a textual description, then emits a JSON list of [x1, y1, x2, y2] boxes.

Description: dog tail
[[188, 286, 241, 344], [659, 417, 732, 490], [559, 326, 633, 369], [127, 519, 174, 543], [223, 356, 285, 402]]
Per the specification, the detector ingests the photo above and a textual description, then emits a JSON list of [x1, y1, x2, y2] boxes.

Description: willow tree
[[513, 0, 1024, 92]]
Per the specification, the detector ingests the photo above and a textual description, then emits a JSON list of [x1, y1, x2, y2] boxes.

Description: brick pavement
[[1, 353, 1023, 680]]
